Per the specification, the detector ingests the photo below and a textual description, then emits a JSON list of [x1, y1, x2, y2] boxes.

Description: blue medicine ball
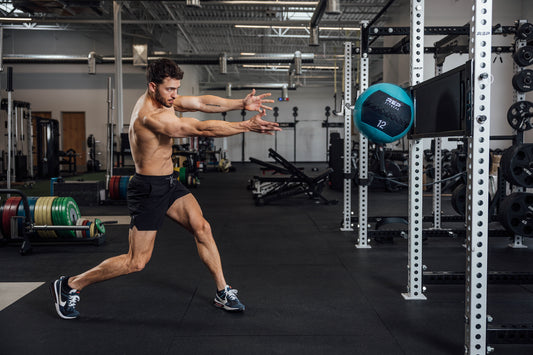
[[353, 83, 414, 144]]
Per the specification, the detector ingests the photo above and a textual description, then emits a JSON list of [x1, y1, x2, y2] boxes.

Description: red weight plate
[[2, 197, 22, 238], [109, 176, 117, 200], [82, 219, 89, 238], [114, 176, 122, 200]]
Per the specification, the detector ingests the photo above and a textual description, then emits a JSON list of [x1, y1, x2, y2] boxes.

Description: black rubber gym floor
[[1, 163, 532, 354]]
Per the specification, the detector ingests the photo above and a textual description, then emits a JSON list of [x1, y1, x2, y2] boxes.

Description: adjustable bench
[[249, 148, 337, 206]]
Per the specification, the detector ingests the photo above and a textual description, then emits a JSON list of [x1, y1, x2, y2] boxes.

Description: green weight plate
[[180, 167, 186, 182], [95, 218, 105, 235], [51, 197, 63, 237], [63, 197, 81, 238]]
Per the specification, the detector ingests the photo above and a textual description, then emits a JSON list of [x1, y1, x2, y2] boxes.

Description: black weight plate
[[451, 151, 467, 174], [507, 101, 533, 131], [517, 23, 533, 41], [512, 69, 533, 93], [500, 144, 533, 188], [451, 184, 466, 216], [499, 193, 533, 237], [384, 160, 402, 192], [513, 45, 533, 67]]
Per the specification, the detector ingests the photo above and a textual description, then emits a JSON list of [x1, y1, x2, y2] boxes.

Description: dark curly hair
[[146, 58, 184, 85]]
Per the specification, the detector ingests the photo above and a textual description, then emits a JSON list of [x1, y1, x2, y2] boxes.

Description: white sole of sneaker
[[49, 281, 78, 320], [213, 300, 245, 312]]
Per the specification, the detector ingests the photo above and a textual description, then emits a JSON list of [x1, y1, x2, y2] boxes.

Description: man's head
[[147, 58, 184, 84], [147, 59, 184, 108]]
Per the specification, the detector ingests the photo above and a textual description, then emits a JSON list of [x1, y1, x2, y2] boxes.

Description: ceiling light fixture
[[242, 64, 339, 70], [0, 17, 32, 22], [234, 24, 359, 31], [217, 1, 318, 5]]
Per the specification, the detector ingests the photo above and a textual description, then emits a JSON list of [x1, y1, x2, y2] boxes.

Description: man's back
[[129, 93, 174, 176]]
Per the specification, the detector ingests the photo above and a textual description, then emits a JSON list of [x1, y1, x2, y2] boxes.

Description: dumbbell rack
[[0, 189, 106, 255]]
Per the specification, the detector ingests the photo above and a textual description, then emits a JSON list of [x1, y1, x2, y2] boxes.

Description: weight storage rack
[[0, 189, 106, 255]]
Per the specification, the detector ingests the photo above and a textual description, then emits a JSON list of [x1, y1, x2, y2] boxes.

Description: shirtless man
[[50, 58, 280, 319]]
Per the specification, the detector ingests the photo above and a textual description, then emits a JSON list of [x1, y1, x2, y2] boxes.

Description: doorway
[[61, 112, 87, 172]]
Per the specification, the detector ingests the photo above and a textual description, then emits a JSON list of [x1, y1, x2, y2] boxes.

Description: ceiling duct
[[87, 51, 102, 74], [219, 52, 228, 74], [309, 0, 328, 46], [309, 27, 319, 46], [226, 82, 232, 97], [281, 85, 289, 100], [326, 0, 341, 15], [201, 83, 298, 91], [2, 53, 314, 65], [186, 0, 201, 7], [294, 51, 302, 75]]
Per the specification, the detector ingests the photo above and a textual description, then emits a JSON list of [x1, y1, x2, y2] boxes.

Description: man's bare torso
[[129, 92, 175, 176]]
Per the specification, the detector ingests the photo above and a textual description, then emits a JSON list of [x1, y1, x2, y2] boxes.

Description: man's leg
[[166, 194, 226, 290], [50, 227, 157, 319], [166, 194, 245, 311], [68, 227, 157, 290]]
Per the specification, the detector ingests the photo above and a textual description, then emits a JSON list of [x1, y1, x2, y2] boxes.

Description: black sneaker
[[50, 276, 81, 319], [213, 285, 245, 312]]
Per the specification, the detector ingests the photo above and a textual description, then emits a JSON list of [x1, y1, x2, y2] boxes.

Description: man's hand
[[243, 89, 275, 112], [247, 109, 282, 135]]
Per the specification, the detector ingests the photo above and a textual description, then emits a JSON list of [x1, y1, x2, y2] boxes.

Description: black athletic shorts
[[127, 172, 191, 231]]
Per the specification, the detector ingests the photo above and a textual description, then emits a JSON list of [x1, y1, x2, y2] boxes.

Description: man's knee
[[127, 258, 149, 273], [193, 219, 212, 239]]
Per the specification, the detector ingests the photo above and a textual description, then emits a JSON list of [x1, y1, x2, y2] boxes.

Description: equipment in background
[[0, 189, 106, 255], [511, 69, 533, 92], [499, 143, 533, 188], [329, 135, 408, 192], [53, 179, 104, 206], [327, 133, 344, 191], [322, 106, 344, 161], [498, 192, 533, 238], [172, 144, 200, 187], [353, 83, 414, 144], [86, 134, 101, 172], [108, 175, 132, 200], [273, 106, 298, 162], [34, 116, 60, 179], [197, 137, 221, 172], [248, 148, 336, 206], [58, 149, 77, 176]]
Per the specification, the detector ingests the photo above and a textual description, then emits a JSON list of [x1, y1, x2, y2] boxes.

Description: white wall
[[196, 86, 342, 162], [0, 62, 201, 168]]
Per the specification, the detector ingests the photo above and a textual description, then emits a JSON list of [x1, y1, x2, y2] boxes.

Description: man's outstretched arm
[[144, 109, 281, 139], [173, 89, 274, 113]]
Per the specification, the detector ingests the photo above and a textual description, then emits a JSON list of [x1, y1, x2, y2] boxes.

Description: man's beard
[[154, 86, 172, 108]]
